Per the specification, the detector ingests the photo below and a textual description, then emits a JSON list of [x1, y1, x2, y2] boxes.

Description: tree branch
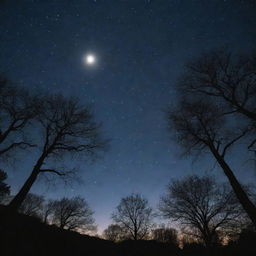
[[221, 129, 249, 157], [39, 169, 66, 176], [0, 141, 36, 156]]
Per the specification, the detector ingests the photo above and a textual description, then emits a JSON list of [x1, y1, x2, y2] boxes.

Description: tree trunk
[[8, 170, 38, 211], [134, 225, 138, 240], [210, 146, 256, 227], [203, 225, 212, 248], [8, 152, 46, 211]]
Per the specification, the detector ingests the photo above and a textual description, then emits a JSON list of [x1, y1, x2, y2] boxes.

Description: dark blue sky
[[1, 0, 256, 233]]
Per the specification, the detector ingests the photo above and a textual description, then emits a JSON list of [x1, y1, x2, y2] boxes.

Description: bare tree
[[0, 169, 10, 203], [112, 193, 154, 240], [41, 199, 55, 224], [0, 76, 38, 157], [8, 94, 106, 211], [49, 196, 96, 232], [19, 193, 44, 219], [167, 98, 256, 227], [159, 175, 242, 248], [152, 225, 178, 245], [103, 224, 124, 242], [179, 49, 256, 151]]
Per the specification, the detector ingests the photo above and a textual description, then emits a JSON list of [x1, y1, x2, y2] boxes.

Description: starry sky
[[1, 0, 256, 233]]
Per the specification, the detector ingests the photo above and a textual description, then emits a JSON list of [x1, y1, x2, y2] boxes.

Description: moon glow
[[84, 54, 96, 65]]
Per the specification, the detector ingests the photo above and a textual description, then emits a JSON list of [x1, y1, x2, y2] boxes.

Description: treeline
[[1, 170, 255, 250], [1, 174, 96, 232]]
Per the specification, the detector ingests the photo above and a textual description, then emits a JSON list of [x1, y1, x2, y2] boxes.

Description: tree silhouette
[[112, 193, 154, 240], [19, 193, 45, 219], [49, 196, 96, 232], [103, 224, 124, 242], [179, 49, 256, 151], [41, 199, 55, 224], [8, 94, 106, 211], [167, 96, 256, 227], [0, 76, 38, 157], [159, 175, 242, 248], [0, 169, 10, 203], [152, 226, 178, 245]]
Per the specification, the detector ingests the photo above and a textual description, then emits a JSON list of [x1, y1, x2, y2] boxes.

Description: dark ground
[[0, 205, 255, 256]]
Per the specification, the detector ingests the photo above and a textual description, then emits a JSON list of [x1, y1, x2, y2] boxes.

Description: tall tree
[[0, 76, 38, 157], [49, 196, 96, 232], [179, 49, 256, 152], [112, 193, 154, 240], [159, 175, 241, 248], [8, 94, 106, 210], [167, 98, 256, 227]]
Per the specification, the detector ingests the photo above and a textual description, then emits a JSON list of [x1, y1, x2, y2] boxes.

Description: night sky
[[1, 0, 256, 233]]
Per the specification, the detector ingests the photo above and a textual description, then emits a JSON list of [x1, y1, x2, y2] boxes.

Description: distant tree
[[152, 226, 178, 245], [167, 97, 256, 227], [180, 233, 200, 248], [0, 169, 10, 203], [41, 199, 55, 224], [112, 193, 154, 240], [19, 193, 44, 219], [0, 76, 38, 157], [49, 196, 96, 232], [103, 224, 124, 242], [159, 175, 242, 248], [8, 94, 106, 211]]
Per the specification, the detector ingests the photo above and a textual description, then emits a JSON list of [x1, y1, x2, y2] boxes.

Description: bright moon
[[84, 54, 96, 65]]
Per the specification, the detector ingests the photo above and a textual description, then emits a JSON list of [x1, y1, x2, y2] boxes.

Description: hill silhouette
[[0, 205, 115, 256], [1, 205, 256, 256], [0, 205, 180, 256]]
